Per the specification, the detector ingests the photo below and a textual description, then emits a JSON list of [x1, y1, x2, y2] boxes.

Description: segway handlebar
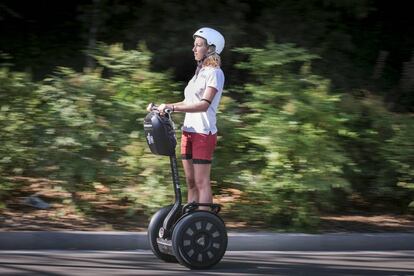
[[147, 103, 172, 115]]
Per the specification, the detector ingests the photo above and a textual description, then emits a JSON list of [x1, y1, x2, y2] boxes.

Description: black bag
[[143, 112, 177, 156]]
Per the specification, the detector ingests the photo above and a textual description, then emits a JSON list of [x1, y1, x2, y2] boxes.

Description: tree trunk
[[372, 50, 389, 80], [399, 50, 414, 92], [85, 0, 100, 68]]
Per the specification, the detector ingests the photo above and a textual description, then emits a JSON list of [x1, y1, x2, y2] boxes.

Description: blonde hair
[[203, 53, 221, 68], [202, 42, 221, 68]]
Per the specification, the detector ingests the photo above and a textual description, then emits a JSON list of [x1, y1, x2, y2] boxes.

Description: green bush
[[0, 68, 38, 176], [1, 42, 413, 229], [0, 43, 181, 214], [229, 42, 352, 229], [382, 115, 414, 212], [339, 93, 414, 211]]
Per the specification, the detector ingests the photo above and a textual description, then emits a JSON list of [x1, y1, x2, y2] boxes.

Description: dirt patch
[[3, 207, 414, 233], [0, 176, 148, 231], [319, 214, 414, 233], [1, 176, 414, 232]]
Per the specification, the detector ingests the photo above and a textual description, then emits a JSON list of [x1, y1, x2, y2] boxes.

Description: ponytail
[[202, 45, 221, 68]]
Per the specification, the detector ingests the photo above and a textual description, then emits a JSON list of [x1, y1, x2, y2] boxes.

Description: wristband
[[172, 105, 175, 112], [201, 98, 212, 105]]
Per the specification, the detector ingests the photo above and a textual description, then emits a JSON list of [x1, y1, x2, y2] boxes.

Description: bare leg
[[194, 163, 212, 210], [182, 159, 197, 202]]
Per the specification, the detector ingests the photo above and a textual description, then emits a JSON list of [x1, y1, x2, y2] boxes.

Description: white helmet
[[193, 27, 225, 54]]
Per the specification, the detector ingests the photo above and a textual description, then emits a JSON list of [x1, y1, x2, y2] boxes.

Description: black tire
[[148, 205, 178, 262], [172, 211, 227, 269]]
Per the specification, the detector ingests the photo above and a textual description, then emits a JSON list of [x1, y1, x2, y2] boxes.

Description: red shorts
[[181, 131, 217, 164]]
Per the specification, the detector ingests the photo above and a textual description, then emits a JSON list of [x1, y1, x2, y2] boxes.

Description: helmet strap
[[200, 47, 215, 62]]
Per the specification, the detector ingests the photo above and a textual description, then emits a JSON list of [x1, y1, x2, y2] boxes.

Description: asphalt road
[[0, 250, 413, 276]]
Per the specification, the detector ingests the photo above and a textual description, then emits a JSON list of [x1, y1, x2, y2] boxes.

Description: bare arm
[[160, 86, 217, 113]]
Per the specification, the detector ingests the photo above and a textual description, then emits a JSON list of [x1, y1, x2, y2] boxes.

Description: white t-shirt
[[182, 66, 225, 134]]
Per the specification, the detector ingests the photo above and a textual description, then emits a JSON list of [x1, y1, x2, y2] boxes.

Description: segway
[[144, 104, 227, 269]]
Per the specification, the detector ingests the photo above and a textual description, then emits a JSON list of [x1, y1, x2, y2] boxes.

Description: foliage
[[2, 0, 411, 109], [1, 40, 414, 230], [0, 43, 181, 214], [339, 93, 414, 211], [382, 115, 414, 212], [231, 42, 352, 229], [0, 67, 38, 175]]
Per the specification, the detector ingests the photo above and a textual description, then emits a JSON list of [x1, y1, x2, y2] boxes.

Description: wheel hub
[[195, 233, 210, 249]]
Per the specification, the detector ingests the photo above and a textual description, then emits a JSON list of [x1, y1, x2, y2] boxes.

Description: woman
[[148, 27, 225, 208]]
